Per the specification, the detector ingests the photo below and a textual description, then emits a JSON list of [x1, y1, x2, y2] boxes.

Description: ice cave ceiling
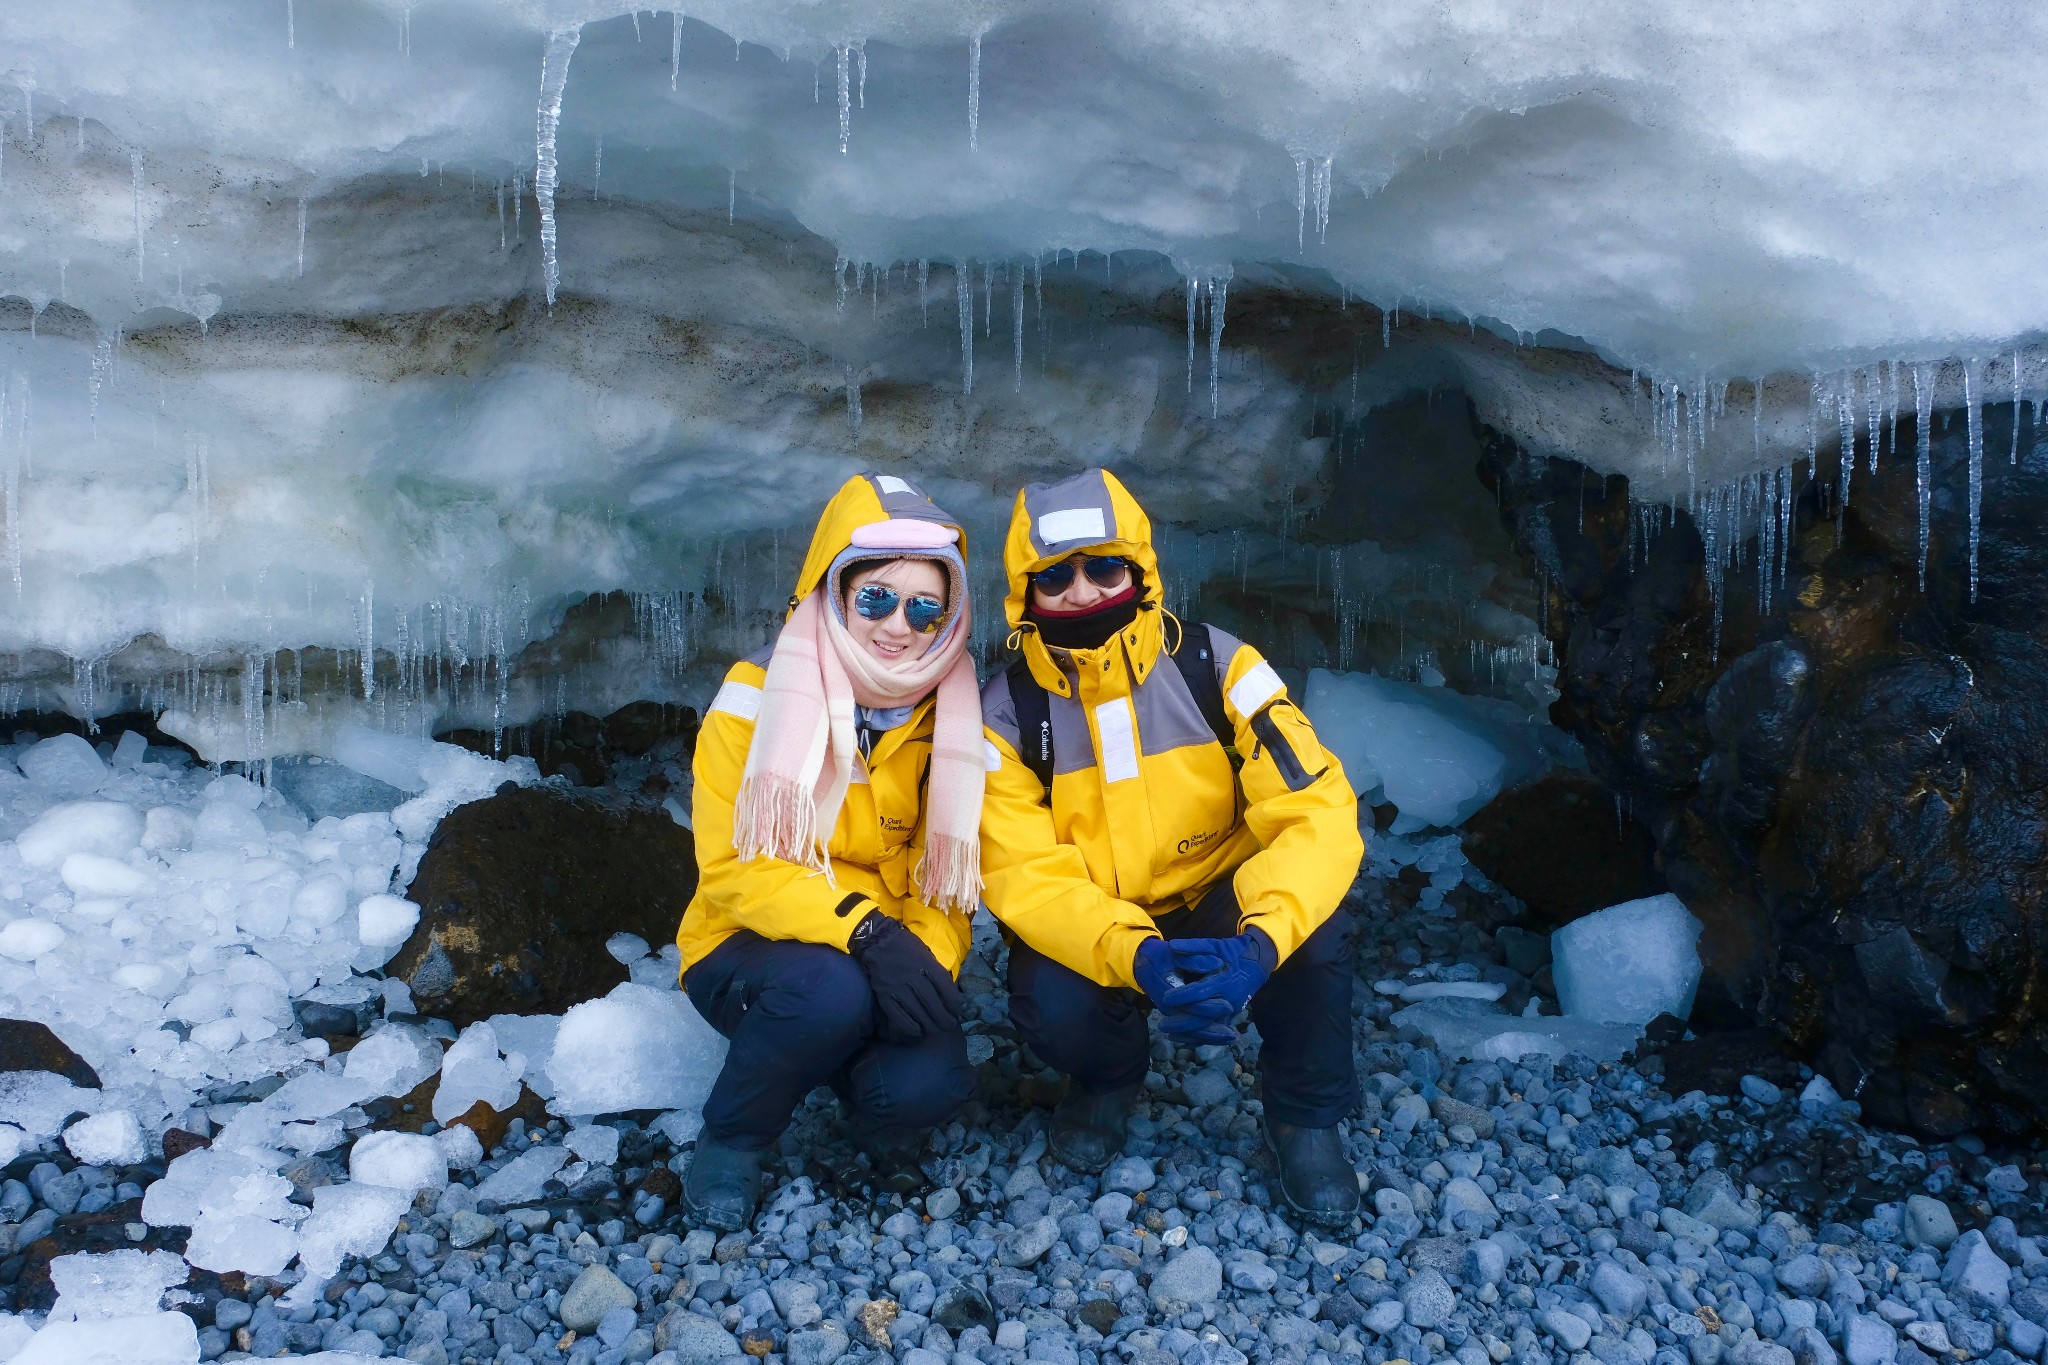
[[0, 1, 2043, 740]]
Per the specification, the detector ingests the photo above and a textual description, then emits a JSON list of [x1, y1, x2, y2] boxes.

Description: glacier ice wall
[[0, 1, 2041, 736]]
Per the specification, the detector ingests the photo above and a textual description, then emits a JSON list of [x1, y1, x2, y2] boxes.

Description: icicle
[[982, 261, 993, 337], [1207, 271, 1230, 419], [2013, 351, 2024, 464], [1185, 275, 1197, 394], [727, 167, 735, 223], [1964, 358, 1983, 601], [1, 380, 17, 598], [1835, 373, 1855, 528], [1865, 364, 1882, 474], [1012, 263, 1025, 392], [918, 258, 929, 327], [967, 29, 983, 152], [956, 259, 974, 394], [495, 180, 505, 253], [88, 336, 112, 438], [297, 196, 308, 276], [1292, 154, 1307, 254], [1381, 306, 1390, 349], [846, 368, 862, 444], [1751, 378, 1762, 462], [534, 26, 582, 309], [131, 152, 145, 283], [286, 0, 295, 48], [1913, 361, 1939, 589], [630, 10, 642, 40], [671, 11, 682, 91], [857, 43, 867, 109], [360, 582, 376, 700], [835, 43, 852, 153], [591, 132, 602, 199], [1313, 156, 1333, 243]]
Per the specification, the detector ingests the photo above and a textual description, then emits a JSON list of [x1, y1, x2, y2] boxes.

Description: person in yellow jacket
[[979, 468, 1365, 1224], [677, 472, 987, 1231]]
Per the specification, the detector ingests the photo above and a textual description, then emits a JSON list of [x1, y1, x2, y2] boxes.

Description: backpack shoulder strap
[[1169, 620, 1240, 768], [1005, 657, 1055, 800]]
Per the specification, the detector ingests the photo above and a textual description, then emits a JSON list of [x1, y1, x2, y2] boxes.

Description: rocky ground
[[5, 817, 2047, 1365]]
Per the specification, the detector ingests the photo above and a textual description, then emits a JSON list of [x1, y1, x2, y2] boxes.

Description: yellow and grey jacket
[[978, 468, 1364, 990], [677, 473, 974, 980]]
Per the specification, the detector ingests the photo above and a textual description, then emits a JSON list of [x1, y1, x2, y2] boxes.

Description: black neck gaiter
[[1028, 591, 1144, 650]]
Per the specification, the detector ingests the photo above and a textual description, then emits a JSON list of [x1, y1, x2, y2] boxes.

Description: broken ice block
[[16, 735, 110, 798], [433, 1022, 524, 1123], [545, 982, 726, 1119], [356, 894, 420, 947], [349, 1130, 448, 1198], [1301, 669, 1509, 829], [295, 1181, 410, 1282], [63, 1111, 145, 1167], [14, 801, 144, 869], [1551, 893, 1704, 1025], [473, 1143, 570, 1208], [1392, 996, 1642, 1064]]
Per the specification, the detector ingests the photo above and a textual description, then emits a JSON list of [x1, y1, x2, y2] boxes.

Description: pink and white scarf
[[731, 523, 984, 912]]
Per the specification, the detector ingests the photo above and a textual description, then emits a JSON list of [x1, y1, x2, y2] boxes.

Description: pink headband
[[850, 520, 958, 550]]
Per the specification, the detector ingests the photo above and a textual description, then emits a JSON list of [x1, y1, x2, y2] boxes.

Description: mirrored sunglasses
[[853, 582, 946, 633], [1029, 554, 1133, 595]]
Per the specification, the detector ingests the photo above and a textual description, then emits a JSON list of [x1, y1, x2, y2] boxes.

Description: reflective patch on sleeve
[[1094, 699, 1141, 783], [984, 739, 1004, 772], [1227, 660, 1284, 719], [709, 680, 763, 721], [874, 474, 914, 494], [1037, 506, 1107, 546]]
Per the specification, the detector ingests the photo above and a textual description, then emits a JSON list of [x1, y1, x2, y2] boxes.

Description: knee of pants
[[1008, 952, 1140, 1053], [851, 1042, 976, 1130], [753, 945, 874, 1052]]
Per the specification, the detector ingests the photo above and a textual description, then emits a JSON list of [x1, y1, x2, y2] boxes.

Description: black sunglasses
[[1029, 554, 1133, 595], [852, 582, 946, 633]]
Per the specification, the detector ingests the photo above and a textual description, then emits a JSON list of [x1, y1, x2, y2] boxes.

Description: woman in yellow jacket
[[677, 473, 986, 1231], [979, 468, 1365, 1225]]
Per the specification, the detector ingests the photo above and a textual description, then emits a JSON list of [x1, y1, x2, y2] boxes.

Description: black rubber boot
[[680, 1137, 763, 1233], [1263, 1117, 1361, 1227], [1049, 1082, 1139, 1174]]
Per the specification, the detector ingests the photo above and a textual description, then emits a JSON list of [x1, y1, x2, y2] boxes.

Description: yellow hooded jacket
[[978, 469, 1364, 990], [677, 473, 974, 980]]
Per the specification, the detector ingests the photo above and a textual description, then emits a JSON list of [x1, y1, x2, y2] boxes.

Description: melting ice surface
[[0, 2, 2038, 685]]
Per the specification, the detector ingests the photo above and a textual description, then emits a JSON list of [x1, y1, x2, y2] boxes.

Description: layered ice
[[9, 1249, 198, 1365], [1552, 894, 1705, 1026], [0, 3, 2033, 699]]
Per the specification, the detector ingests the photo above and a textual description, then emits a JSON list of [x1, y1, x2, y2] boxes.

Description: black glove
[[847, 910, 963, 1042]]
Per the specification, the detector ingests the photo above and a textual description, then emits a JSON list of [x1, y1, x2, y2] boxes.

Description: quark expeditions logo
[[1176, 827, 1227, 856]]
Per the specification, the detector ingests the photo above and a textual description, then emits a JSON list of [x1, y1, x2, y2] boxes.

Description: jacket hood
[[1002, 468, 1166, 696], [790, 472, 968, 613]]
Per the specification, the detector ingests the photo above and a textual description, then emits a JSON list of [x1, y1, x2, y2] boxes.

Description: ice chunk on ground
[[545, 982, 727, 1119], [348, 1130, 447, 1198], [391, 746, 541, 844], [434, 1022, 524, 1123], [143, 1149, 270, 1228], [0, 1126, 31, 1167], [1302, 670, 1508, 830], [182, 1169, 305, 1275], [16, 735, 109, 798], [14, 1314, 198, 1365], [473, 1144, 570, 1209], [606, 933, 651, 964], [1392, 996, 1643, 1064], [110, 732, 148, 768], [271, 756, 411, 822], [435, 1123, 484, 1171], [294, 1181, 410, 1283], [327, 725, 433, 794], [565, 1124, 620, 1166], [487, 1014, 561, 1100], [59, 853, 150, 897], [0, 920, 66, 961], [63, 1111, 145, 1166], [44, 1249, 188, 1321], [14, 801, 144, 868], [0, 1071, 92, 1141], [1553, 893, 1705, 1025], [356, 894, 419, 948], [340, 1023, 441, 1099]]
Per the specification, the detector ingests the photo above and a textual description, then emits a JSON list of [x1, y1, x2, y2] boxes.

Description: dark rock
[[1481, 398, 2048, 1138], [386, 784, 697, 1024], [1078, 1299, 1122, 1335], [291, 1001, 361, 1040], [0, 1020, 99, 1090], [1653, 1029, 1804, 1099], [438, 682, 698, 789], [1460, 772, 1665, 930], [932, 1285, 995, 1333], [162, 1129, 210, 1162]]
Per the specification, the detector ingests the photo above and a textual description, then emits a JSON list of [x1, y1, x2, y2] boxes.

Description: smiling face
[[842, 558, 949, 667]]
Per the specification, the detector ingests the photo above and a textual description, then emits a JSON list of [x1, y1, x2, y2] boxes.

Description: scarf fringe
[[733, 772, 834, 882], [916, 833, 983, 913]]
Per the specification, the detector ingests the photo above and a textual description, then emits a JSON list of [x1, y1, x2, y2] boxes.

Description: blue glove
[[1161, 929, 1279, 1021], [1132, 938, 1236, 1045]]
